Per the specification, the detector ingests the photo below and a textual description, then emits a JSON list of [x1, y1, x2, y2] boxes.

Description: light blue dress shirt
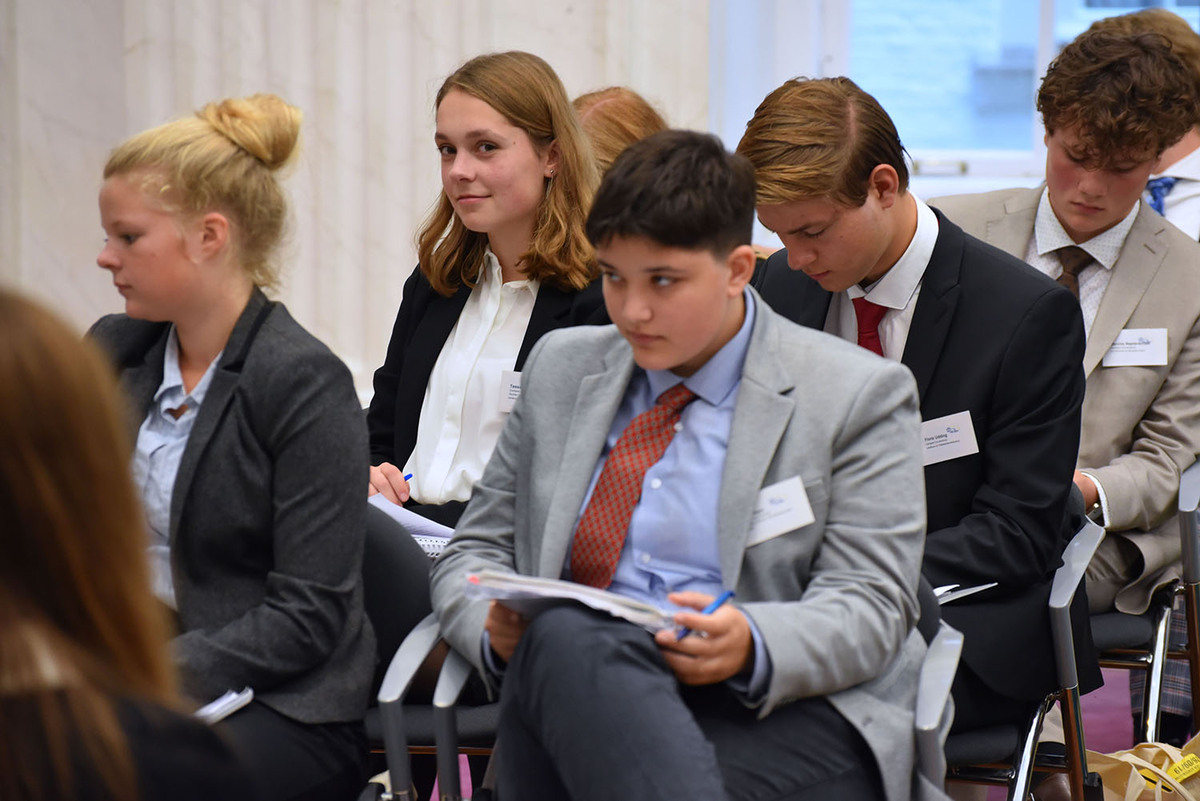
[[131, 327, 222, 609]]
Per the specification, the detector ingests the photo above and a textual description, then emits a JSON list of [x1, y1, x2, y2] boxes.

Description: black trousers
[[496, 605, 884, 801], [218, 701, 367, 801]]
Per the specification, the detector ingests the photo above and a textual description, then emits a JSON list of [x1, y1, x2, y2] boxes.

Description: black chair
[[943, 519, 1106, 801], [1091, 458, 1200, 744]]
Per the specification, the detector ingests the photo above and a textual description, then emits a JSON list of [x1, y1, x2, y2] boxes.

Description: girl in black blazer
[[367, 51, 604, 525], [92, 94, 373, 801]]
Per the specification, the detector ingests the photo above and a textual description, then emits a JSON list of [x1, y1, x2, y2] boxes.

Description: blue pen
[[675, 590, 736, 640], [403, 473, 413, 481]]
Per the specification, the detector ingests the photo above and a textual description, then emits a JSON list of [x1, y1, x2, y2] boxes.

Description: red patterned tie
[[570, 383, 698, 588], [852, 297, 888, 357]]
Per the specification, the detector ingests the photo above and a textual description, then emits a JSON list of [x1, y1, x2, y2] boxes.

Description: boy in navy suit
[[737, 77, 1091, 732]]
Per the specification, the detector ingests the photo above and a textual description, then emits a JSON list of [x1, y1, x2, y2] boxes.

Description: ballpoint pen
[[676, 589, 736, 640]]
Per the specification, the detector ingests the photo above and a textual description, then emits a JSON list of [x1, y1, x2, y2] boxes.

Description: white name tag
[[921, 411, 980, 466], [1101, 328, 1168, 367], [748, 476, 816, 546], [498, 370, 522, 413]]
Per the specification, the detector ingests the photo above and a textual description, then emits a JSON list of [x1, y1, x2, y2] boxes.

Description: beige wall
[[1, 0, 710, 398]]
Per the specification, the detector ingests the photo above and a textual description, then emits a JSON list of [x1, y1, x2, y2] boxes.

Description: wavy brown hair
[[573, 87, 668, 175], [104, 93, 302, 291], [0, 290, 176, 801], [1037, 30, 1198, 167], [736, 76, 909, 208], [417, 51, 599, 296]]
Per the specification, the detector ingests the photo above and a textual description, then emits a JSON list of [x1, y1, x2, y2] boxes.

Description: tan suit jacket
[[933, 187, 1200, 612]]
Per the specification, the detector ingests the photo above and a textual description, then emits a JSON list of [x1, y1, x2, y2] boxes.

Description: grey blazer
[[933, 187, 1200, 612], [431, 289, 937, 801], [91, 289, 375, 724]]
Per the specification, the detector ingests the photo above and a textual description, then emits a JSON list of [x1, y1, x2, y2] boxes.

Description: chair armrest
[[377, 613, 442, 799], [1048, 521, 1105, 689], [916, 623, 963, 787], [1178, 460, 1200, 584], [432, 648, 480, 796]]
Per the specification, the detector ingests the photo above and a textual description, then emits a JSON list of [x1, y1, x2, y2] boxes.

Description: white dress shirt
[[1025, 188, 1140, 528], [1147, 145, 1200, 241], [404, 248, 539, 504], [1025, 188, 1137, 338], [825, 194, 940, 359]]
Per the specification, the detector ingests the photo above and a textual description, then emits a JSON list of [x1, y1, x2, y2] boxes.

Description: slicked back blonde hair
[[418, 51, 599, 296], [104, 93, 302, 291], [573, 87, 668, 175], [0, 290, 176, 801], [737, 76, 909, 208]]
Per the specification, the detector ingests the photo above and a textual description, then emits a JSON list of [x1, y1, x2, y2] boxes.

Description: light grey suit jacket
[[431, 290, 937, 801], [933, 187, 1200, 611]]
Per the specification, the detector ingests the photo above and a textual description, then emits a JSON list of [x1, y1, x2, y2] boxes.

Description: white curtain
[[2, 0, 709, 398]]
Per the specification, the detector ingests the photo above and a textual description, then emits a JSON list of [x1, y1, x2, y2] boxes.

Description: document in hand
[[465, 570, 676, 633], [195, 687, 254, 724], [368, 493, 452, 559]]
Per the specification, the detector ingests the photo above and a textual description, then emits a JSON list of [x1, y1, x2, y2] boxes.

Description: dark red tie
[[570, 383, 698, 588], [852, 297, 888, 357]]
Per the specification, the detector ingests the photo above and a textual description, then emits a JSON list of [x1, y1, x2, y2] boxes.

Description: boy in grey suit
[[430, 130, 938, 800]]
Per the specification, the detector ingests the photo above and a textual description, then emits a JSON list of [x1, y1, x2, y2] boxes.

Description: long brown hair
[[573, 86, 668, 175], [0, 290, 176, 800], [417, 51, 599, 296]]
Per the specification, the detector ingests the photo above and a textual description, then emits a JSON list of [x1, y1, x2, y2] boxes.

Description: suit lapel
[[1083, 210, 1169, 376], [518, 284, 573, 369], [984, 188, 1040, 255], [536, 343, 636, 577], [169, 290, 273, 541], [901, 217, 961, 402], [717, 294, 795, 587], [119, 332, 170, 438]]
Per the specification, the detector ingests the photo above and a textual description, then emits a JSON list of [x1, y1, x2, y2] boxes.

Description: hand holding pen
[[655, 590, 752, 685]]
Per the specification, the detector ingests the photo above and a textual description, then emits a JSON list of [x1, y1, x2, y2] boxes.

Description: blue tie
[[1147, 176, 1178, 215]]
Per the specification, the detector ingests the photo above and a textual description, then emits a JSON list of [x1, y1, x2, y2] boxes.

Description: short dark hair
[[1038, 30, 1197, 166], [585, 129, 755, 255]]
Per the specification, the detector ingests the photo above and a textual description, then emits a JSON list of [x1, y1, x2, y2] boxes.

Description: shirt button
[[674, 422, 683, 432], [640, 552, 652, 564], [650, 478, 662, 489]]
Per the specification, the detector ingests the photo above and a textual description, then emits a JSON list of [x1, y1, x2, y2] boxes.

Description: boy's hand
[[655, 591, 753, 685], [484, 601, 529, 663]]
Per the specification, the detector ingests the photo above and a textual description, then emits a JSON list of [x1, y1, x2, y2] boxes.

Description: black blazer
[[91, 290, 375, 725], [366, 266, 604, 522], [752, 210, 1097, 702]]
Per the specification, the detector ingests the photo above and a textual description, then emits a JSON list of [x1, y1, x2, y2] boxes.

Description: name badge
[[498, 370, 522, 413], [921, 411, 980, 466], [748, 476, 816, 546], [1101, 328, 1168, 367]]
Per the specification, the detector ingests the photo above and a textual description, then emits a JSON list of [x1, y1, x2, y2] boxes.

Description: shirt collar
[[154, 326, 222, 407], [646, 287, 756, 407], [1152, 146, 1200, 182], [1034, 187, 1137, 271], [481, 246, 536, 292], [848, 194, 939, 309]]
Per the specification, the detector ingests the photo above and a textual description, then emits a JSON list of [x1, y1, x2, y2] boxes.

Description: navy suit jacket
[[366, 266, 604, 523], [752, 210, 1097, 701], [91, 290, 375, 724]]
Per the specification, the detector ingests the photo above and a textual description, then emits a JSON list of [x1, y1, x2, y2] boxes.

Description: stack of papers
[[368, 494, 453, 559], [195, 687, 254, 724], [464, 571, 676, 632]]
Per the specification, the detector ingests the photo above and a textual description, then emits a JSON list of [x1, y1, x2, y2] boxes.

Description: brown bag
[[1087, 741, 1200, 801]]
